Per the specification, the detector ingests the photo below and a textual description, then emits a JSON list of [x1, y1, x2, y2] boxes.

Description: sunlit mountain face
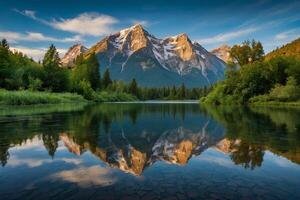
[[0, 103, 300, 199]]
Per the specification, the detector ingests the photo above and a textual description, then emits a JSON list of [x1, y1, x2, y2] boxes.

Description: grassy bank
[[0, 89, 87, 105], [0, 89, 137, 106], [0, 103, 88, 117], [249, 101, 300, 107]]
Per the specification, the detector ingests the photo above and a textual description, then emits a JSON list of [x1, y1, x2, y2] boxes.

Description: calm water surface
[[0, 103, 300, 200]]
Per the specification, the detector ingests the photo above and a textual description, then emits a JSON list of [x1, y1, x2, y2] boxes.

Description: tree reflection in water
[[0, 103, 300, 175]]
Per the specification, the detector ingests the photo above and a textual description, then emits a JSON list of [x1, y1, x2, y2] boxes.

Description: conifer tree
[[177, 83, 186, 99], [129, 78, 138, 96], [86, 53, 101, 90], [102, 68, 112, 89], [0, 39, 10, 87], [43, 44, 69, 92]]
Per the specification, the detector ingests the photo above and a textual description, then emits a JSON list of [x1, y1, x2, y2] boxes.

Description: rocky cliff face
[[61, 44, 88, 67], [211, 45, 231, 63], [84, 24, 226, 87]]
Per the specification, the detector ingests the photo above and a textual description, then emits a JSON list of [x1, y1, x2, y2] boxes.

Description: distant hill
[[266, 38, 300, 60]]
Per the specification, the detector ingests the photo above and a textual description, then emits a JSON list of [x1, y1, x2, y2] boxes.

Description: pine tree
[[0, 39, 9, 49], [129, 78, 138, 96], [177, 83, 186, 99], [0, 39, 10, 87], [43, 44, 69, 92], [43, 44, 60, 69], [169, 85, 177, 99], [102, 68, 112, 89], [86, 53, 101, 90]]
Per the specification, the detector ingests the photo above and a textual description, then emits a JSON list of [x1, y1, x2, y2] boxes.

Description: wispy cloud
[[275, 28, 300, 41], [11, 46, 67, 61], [0, 31, 82, 43], [197, 27, 257, 45], [130, 19, 149, 27], [14, 9, 118, 36], [13, 9, 51, 25]]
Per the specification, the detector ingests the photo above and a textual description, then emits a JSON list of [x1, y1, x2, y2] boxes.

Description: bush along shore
[[201, 39, 300, 107], [0, 89, 137, 106]]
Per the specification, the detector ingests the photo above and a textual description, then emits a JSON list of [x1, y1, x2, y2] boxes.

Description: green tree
[[43, 44, 69, 92], [0, 39, 10, 87], [102, 68, 112, 89], [129, 78, 138, 96], [230, 40, 264, 66], [86, 53, 100, 89], [177, 83, 186, 99]]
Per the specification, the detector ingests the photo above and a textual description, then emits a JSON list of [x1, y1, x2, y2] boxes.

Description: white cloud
[[14, 9, 118, 36], [11, 46, 67, 61], [50, 13, 118, 36], [275, 28, 300, 41], [197, 27, 257, 45], [0, 31, 82, 43], [130, 19, 149, 27], [50, 165, 116, 188]]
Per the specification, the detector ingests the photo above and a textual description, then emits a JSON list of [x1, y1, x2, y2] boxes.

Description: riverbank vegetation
[[201, 39, 300, 106]]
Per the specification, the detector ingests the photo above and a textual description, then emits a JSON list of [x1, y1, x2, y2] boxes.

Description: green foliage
[[102, 68, 112, 89], [43, 45, 70, 92], [72, 53, 100, 90], [250, 76, 300, 103], [230, 40, 264, 66], [266, 37, 300, 60], [128, 78, 138, 96], [28, 77, 43, 91], [177, 83, 186, 99], [76, 80, 96, 100], [93, 91, 137, 102], [203, 56, 300, 105], [0, 89, 86, 105]]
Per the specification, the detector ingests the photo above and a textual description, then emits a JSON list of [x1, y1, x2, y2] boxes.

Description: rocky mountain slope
[[61, 44, 88, 67], [211, 45, 231, 63], [63, 24, 227, 87]]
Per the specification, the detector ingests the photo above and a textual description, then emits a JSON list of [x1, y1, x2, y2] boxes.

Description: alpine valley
[[62, 24, 227, 87]]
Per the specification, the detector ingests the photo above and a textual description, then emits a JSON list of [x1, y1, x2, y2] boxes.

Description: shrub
[[28, 77, 42, 91], [76, 80, 96, 100]]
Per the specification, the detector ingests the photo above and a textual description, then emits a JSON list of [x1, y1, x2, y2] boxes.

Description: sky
[[0, 0, 300, 61]]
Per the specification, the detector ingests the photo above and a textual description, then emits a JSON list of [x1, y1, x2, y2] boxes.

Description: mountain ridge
[[63, 24, 227, 87]]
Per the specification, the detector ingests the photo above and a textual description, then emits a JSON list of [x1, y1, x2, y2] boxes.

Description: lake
[[0, 103, 300, 200]]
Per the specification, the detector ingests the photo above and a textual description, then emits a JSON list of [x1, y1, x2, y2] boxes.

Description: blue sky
[[0, 0, 299, 60]]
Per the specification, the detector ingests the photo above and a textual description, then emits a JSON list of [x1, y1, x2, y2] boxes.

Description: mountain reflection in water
[[1, 103, 300, 200], [1, 103, 299, 176]]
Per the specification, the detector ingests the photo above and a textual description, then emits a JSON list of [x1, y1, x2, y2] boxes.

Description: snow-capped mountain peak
[[79, 25, 227, 87]]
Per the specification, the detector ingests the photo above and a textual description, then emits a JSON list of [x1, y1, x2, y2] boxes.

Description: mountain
[[61, 44, 88, 67], [84, 24, 226, 87], [266, 37, 300, 60], [211, 45, 231, 63]]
